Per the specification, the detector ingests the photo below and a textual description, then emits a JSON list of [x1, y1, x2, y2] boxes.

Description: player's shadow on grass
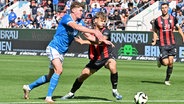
[[141, 80, 164, 85], [38, 96, 112, 101]]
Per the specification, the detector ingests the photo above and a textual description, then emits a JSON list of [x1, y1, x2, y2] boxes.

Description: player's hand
[[75, 36, 83, 44], [94, 30, 104, 42], [151, 42, 156, 46], [103, 40, 115, 47]]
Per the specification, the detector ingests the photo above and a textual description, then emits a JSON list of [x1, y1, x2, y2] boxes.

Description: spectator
[[47, 0, 53, 12], [86, 0, 90, 12], [8, 9, 17, 28], [1, 7, 8, 19], [52, 0, 58, 12], [16, 17, 24, 28], [37, 4, 45, 17], [44, 16, 54, 29], [45, 8, 53, 19], [52, 11, 59, 25], [30, 0, 38, 21], [23, 17, 32, 28], [33, 11, 44, 29], [22, 11, 29, 21], [121, 0, 128, 10], [176, 10, 184, 25], [127, 2, 136, 19], [100, 4, 107, 14], [109, 5, 115, 16], [120, 12, 128, 30], [171, 8, 176, 17], [0, 0, 6, 11], [110, 10, 123, 30], [176, 0, 183, 9], [65, 0, 73, 14], [91, 0, 100, 8], [91, 4, 100, 17]]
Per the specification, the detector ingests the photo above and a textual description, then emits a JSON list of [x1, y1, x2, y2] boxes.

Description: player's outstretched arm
[[74, 36, 91, 45], [68, 22, 104, 41]]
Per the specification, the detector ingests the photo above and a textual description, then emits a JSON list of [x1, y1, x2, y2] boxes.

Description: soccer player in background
[[22, 1, 113, 103], [61, 12, 123, 100], [152, 2, 184, 86]]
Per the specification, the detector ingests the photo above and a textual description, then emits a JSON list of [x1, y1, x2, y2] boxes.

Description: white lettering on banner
[[111, 33, 148, 43], [4, 51, 17, 55], [40, 53, 47, 56], [136, 56, 156, 60], [144, 46, 160, 57], [78, 54, 88, 58], [20, 52, 37, 56], [64, 53, 75, 57], [118, 56, 132, 60], [0, 30, 18, 40], [179, 47, 184, 58], [180, 59, 184, 62], [0, 41, 11, 51]]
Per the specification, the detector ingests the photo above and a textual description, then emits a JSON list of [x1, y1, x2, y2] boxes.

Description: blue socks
[[47, 73, 60, 97], [29, 75, 48, 90]]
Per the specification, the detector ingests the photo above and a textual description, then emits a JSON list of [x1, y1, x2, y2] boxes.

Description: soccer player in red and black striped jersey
[[61, 12, 122, 100], [152, 2, 184, 86]]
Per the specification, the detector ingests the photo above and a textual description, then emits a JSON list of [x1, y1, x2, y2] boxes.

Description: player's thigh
[[46, 46, 64, 74], [162, 58, 169, 65], [168, 56, 174, 64], [105, 58, 117, 73]]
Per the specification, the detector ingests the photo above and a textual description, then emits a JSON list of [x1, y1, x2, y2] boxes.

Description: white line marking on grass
[[148, 100, 184, 102], [1, 100, 184, 104]]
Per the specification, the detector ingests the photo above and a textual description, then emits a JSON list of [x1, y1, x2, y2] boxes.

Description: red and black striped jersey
[[154, 15, 178, 46], [88, 28, 114, 60]]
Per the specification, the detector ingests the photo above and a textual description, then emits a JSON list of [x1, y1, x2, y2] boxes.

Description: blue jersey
[[48, 14, 85, 54]]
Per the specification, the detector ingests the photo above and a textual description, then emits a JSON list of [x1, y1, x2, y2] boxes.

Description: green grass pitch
[[0, 55, 184, 104]]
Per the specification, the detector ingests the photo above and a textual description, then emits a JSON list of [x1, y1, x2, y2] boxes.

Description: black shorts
[[85, 53, 115, 71], [159, 45, 176, 59]]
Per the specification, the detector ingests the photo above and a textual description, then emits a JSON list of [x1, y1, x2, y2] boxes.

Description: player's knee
[[81, 71, 90, 76], [55, 69, 63, 75]]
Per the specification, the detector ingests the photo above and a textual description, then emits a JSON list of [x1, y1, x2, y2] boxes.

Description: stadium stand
[[0, 0, 183, 31]]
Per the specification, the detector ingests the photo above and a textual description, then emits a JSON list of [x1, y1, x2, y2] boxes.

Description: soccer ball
[[134, 92, 148, 104]]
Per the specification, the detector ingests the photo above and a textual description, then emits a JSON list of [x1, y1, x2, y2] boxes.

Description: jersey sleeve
[[80, 19, 86, 26], [103, 28, 111, 40], [61, 14, 73, 25]]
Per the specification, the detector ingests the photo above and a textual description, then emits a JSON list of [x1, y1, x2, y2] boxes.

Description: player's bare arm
[[152, 27, 158, 46], [74, 36, 91, 45], [68, 22, 104, 41], [176, 24, 184, 43], [83, 32, 115, 47]]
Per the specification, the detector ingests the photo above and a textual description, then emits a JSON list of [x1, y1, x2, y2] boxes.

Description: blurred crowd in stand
[[0, 0, 183, 31]]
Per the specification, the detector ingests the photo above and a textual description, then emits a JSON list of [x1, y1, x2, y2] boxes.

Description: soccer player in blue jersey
[[61, 12, 122, 100], [23, 1, 113, 103]]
